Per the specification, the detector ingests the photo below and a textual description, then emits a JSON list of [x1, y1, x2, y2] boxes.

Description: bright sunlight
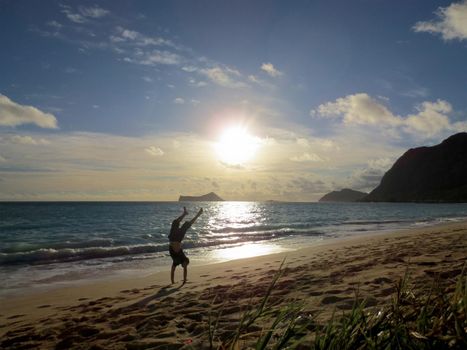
[[215, 126, 260, 166]]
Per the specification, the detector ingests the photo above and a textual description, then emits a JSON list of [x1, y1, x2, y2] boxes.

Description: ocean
[[1, 201, 467, 296]]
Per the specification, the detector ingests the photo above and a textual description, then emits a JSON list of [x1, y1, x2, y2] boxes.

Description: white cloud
[[64, 11, 86, 23], [413, 0, 467, 40], [290, 152, 325, 162], [173, 98, 185, 104], [402, 87, 430, 98], [188, 78, 207, 87], [47, 21, 63, 29], [111, 27, 174, 48], [200, 67, 246, 88], [142, 76, 153, 83], [261, 62, 283, 77], [313, 93, 401, 126], [121, 29, 138, 40], [296, 138, 310, 148], [11, 135, 49, 145], [134, 50, 182, 65], [145, 146, 164, 157], [248, 75, 272, 88], [79, 6, 110, 19], [0, 94, 58, 129], [311, 93, 467, 139], [404, 100, 452, 137], [182, 66, 198, 72], [62, 5, 109, 23], [191, 99, 201, 106]]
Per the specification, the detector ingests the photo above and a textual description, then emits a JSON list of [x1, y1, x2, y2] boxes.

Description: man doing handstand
[[168, 206, 203, 284]]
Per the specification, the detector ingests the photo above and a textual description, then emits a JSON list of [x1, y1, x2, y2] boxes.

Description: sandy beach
[[1, 221, 466, 349]]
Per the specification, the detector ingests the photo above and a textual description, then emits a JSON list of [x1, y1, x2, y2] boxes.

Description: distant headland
[[319, 189, 367, 202], [178, 192, 224, 202]]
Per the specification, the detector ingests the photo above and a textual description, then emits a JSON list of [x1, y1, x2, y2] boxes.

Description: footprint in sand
[[321, 295, 346, 304], [325, 289, 345, 295], [200, 274, 210, 277], [378, 286, 396, 297], [372, 277, 392, 284], [7, 314, 25, 319], [308, 291, 323, 296], [37, 304, 51, 309]]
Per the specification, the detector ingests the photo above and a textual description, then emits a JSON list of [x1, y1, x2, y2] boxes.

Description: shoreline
[[0, 219, 448, 300], [2, 215, 464, 300], [1, 220, 466, 348]]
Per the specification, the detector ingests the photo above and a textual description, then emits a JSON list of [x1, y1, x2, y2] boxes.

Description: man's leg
[[171, 264, 176, 284]]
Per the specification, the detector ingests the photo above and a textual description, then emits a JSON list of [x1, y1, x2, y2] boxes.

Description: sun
[[215, 126, 260, 165]]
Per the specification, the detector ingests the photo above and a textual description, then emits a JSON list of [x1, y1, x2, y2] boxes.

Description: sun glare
[[215, 126, 260, 165], [215, 243, 283, 261]]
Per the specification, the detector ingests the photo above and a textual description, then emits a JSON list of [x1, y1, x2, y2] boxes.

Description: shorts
[[169, 245, 190, 266]]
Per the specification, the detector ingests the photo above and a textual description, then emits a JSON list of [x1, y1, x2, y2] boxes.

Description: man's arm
[[188, 208, 203, 225]]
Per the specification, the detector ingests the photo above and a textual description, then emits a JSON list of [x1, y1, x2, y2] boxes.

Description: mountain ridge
[[362, 132, 467, 202]]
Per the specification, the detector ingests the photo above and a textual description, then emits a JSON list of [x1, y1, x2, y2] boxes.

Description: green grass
[[202, 262, 466, 350]]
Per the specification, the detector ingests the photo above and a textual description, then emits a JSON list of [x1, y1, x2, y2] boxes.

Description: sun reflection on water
[[204, 202, 286, 261], [215, 243, 283, 261]]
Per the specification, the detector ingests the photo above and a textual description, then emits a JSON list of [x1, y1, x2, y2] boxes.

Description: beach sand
[[1, 221, 466, 349]]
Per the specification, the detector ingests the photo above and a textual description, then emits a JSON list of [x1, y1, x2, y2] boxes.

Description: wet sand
[[1, 221, 466, 349]]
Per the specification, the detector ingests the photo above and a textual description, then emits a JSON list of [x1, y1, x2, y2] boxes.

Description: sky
[[1, 0, 467, 201]]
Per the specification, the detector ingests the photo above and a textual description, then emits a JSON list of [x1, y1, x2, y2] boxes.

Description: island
[[362, 132, 467, 202], [178, 192, 224, 202], [319, 188, 367, 202]]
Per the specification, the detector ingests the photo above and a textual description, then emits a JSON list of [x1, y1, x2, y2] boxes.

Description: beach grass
[[203, 263, 466, 350]]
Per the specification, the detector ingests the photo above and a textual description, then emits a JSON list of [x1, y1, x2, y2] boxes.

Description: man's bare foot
[[182, 279, 187, 285]]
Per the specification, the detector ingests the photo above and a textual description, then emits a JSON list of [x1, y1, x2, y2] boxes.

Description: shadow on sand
[[109, 284, 185, 316]]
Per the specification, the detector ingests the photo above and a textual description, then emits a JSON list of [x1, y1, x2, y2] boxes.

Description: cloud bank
[[413, 0, 467, 40], [312, 93, 466, 138], [0, 94, 58, 129], [261, 63, 283, 77]]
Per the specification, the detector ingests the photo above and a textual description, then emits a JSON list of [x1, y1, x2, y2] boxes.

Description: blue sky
[[1, 0, 466, 201]]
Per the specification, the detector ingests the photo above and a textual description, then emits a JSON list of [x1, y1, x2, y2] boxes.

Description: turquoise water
[[1, 201, 466, 295]]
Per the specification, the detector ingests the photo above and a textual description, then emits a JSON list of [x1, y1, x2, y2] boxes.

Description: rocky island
[[178, 192, 224, 202]]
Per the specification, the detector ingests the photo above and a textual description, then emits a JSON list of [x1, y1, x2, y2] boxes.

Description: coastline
[[1, 220, 466, 348]]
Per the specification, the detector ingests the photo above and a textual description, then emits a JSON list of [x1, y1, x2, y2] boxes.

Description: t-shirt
[[168, 220, 192, 242]]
